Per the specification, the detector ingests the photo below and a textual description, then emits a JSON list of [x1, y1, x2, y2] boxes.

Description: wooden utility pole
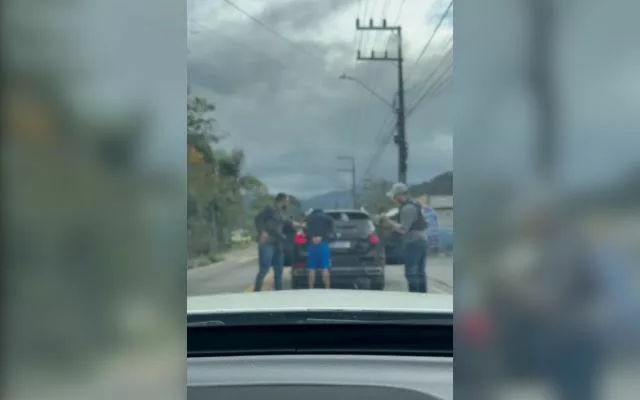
[[529, 0, 556, 181], [356, 18, 407, 184]]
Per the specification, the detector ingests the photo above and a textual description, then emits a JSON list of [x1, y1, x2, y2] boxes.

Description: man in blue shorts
[[305, 209, 335, 289]]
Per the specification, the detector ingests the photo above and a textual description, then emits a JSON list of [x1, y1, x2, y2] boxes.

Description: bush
[[188, 218, 212, 257]]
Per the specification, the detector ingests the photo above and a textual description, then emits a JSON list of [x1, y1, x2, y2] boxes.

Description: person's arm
[[327, 216, 337, 240], [282, 219, 295, 234], [254, 207, 269, 241], [384, 217, 404, 233], [385, 205, 415, 235]]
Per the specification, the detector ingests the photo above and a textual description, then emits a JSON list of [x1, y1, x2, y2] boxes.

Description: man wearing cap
[[382, 183, 429, 293]]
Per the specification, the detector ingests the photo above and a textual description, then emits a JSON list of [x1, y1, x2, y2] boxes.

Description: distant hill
[[409, 171, 453, 196], [301, 171, 453, 211]]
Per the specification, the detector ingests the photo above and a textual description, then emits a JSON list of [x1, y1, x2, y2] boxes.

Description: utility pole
[[337, 155, 357, 208], [529, 0, 556, 182], [356, 18, 407, 184]]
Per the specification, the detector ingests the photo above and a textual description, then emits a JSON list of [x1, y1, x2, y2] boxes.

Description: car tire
[[353, 277, 371, 290], [371, 275, 385, 291], [291, 276, 305, 290]]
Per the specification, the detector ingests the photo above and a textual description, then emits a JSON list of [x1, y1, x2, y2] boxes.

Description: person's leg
[[417, 240, 428, 293], [307, 243, 318, 289], [272, 245, 284, 290], [550, 340, 603, 400], [403, 242, 420, 293], [320, 242, 331, 289], [254, 243, 274, 291]]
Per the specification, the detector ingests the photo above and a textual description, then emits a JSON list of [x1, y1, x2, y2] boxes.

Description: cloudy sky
[[188, 0, 453, 197]]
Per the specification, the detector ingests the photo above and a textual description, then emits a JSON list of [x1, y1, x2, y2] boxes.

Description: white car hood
[[188, 289, 452, 315]]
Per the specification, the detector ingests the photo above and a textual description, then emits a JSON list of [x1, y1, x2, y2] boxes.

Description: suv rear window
[[325, 212, 375, 234], [326, 212, 369, 221]]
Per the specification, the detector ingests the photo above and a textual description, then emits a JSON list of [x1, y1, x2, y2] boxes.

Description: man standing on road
[[383, 183, 429, 293], [305, 209, 335, 289], [253, 193, 300, 291]]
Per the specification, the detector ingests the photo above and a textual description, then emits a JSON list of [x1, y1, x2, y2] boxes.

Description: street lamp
[[339, 73, 396, 111]]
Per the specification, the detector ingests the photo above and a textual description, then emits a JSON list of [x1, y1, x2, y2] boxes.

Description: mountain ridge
[[301, 171, 453, 210]]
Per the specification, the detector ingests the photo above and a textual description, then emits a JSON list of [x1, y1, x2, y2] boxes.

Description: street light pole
[[337, 155, 357, 208], [339, 74, 395, 109]]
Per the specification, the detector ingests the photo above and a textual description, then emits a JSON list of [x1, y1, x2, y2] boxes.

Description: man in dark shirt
[[305, 209, 335, 289], [253, 193, 301, 291], [382, 183, 429, 293]]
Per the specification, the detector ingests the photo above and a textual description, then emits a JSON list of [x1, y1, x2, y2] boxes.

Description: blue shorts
[[307, 242, 331, 270]]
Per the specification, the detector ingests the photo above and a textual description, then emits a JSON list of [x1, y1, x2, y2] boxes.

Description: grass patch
[[230, 241, 254, 251], [187, 254, 222, 269]]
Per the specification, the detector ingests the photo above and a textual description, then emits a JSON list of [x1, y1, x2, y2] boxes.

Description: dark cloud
[[261, 0, 358, 32], [189, 0, 453, 196]]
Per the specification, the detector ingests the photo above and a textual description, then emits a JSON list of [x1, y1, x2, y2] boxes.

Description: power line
[[360, 123, 397, 184], [359, 56, 452, 184], [347, 0, 371, 151], [352, 0, 403, 161], [406, 62, 452, 116], [221, 0, 325, 63], [404, 0, 452, 85], [359, 0, 408, 184], [372, 0, 392, 50], [188, 20, 332, 93], [356, 20, 408, 183], [394, 0, 406, 22], [356, 0, 395, 142], [406, 41, 452, 94], [358, 2, 453, 185], [360, 0, 372, 51], [381, 0, 405, 52]]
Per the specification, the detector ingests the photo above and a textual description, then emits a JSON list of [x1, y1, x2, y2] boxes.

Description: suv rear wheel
[[291, 276, 305, 290], [371, 275, 385, 291]]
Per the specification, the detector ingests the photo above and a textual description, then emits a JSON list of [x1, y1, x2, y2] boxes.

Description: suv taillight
[[369, 234, 380, 244], [294, 231, 307, 245]]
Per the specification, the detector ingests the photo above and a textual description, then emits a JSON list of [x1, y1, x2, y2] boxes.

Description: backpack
[[407, 200, 428, 231]]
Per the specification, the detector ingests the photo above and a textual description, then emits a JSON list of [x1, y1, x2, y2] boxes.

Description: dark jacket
[[305, 210, 335, 242], [254, 204, 286, 243]]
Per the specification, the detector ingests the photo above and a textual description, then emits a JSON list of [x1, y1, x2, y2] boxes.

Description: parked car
[[291, 209, 385, 290], [375, 208, 404, 264]]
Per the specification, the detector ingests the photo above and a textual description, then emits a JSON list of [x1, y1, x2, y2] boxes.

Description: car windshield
[[186, 0, 453, 316]]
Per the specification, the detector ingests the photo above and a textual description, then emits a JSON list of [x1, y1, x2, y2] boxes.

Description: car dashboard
[[187, 310, 453, 400], [188, 354, 452, 400]]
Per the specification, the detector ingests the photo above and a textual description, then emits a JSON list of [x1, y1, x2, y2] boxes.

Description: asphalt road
[[187, 248, 453, 296]]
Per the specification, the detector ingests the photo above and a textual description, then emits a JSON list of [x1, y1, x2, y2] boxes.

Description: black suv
[[373, 209, 404, 264], [291, 209, 385, 290]]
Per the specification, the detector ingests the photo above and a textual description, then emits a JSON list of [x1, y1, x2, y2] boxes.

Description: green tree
[[187, 89, 266, 259]]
